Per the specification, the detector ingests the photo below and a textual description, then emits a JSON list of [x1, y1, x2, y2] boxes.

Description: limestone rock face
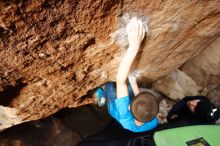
[[206, 86, 220, 108], [153, 69, 200, 101], [181, 38, 220, 107], [182, 37, 220, 87], [0, 0, 220, 130]]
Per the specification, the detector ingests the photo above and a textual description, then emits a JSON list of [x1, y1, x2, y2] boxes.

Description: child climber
[[95, 17, 159, 132]]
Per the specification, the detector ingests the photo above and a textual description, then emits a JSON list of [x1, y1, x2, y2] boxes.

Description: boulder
[[153, 69, 200, 101], [182, 37, 220, 87], [0, 0, 219, 130]]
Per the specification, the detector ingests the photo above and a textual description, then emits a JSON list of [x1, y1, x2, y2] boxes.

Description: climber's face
[[187, 99, 201, 113]]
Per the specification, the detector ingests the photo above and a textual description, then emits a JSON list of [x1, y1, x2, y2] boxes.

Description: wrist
[[128, 44, 140, 49]]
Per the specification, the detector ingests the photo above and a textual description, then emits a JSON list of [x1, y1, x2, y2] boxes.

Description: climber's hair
[[130, 92, 159, 122]]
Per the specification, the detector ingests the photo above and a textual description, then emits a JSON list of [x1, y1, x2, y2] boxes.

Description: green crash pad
[[154, 125, 220, 146]]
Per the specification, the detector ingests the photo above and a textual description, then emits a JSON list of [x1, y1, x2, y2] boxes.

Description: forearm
[[128, 75, 140, 96], [116, 46, 139, 83], [116, 46, 139, 98], [116, 17, 145, 98]]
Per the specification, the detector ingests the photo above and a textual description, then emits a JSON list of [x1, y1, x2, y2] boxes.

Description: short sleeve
[[114, 96, 130, 119]]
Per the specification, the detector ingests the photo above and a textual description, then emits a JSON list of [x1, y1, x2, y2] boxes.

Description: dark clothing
[[103, 82, 135, 102], [167, 96, 216, 125], [78, 119, 191, 146], [78, 119, 156, 146]]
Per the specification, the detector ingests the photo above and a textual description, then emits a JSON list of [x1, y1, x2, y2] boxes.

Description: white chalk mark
[[110, 13, 149, 49]]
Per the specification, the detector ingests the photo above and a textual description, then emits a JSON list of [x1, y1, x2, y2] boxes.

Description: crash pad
[[154, 125, 220, 146]]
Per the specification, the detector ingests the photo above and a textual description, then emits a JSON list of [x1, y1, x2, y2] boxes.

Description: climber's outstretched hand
[[126, 17, 145, 50]]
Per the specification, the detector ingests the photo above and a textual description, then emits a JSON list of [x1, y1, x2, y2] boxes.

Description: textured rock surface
[[153, 69, 200, 101], [181, 38, 220, 107], [0, 106, 22, 130], [182, 37, 220, 87], [206, 86, 220, 108], [0, 0, 220, 130]]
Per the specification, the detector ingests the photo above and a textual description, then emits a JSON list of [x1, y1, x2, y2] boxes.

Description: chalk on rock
[[110, 14, 149, 49]]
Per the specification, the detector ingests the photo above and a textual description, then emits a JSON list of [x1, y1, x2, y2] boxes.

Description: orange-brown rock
[[182, 37, 220, 87], [153, 69, 200, 101], [0, 0, 219, 130], [181, 37, 220, 107]]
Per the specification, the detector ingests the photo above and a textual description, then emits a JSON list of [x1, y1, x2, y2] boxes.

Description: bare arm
[[128, 75, 140, 96], [116, 17, 145, 98]]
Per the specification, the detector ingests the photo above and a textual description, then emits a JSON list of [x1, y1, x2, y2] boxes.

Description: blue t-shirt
[[108, 96, 158, 132]]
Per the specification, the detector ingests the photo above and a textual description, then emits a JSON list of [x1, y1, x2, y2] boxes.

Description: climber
[[167, 96, 220, 125], [94, 17, 159, 132]]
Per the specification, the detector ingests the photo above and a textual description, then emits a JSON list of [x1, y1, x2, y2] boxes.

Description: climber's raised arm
[[116, 17, 145, 98]]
